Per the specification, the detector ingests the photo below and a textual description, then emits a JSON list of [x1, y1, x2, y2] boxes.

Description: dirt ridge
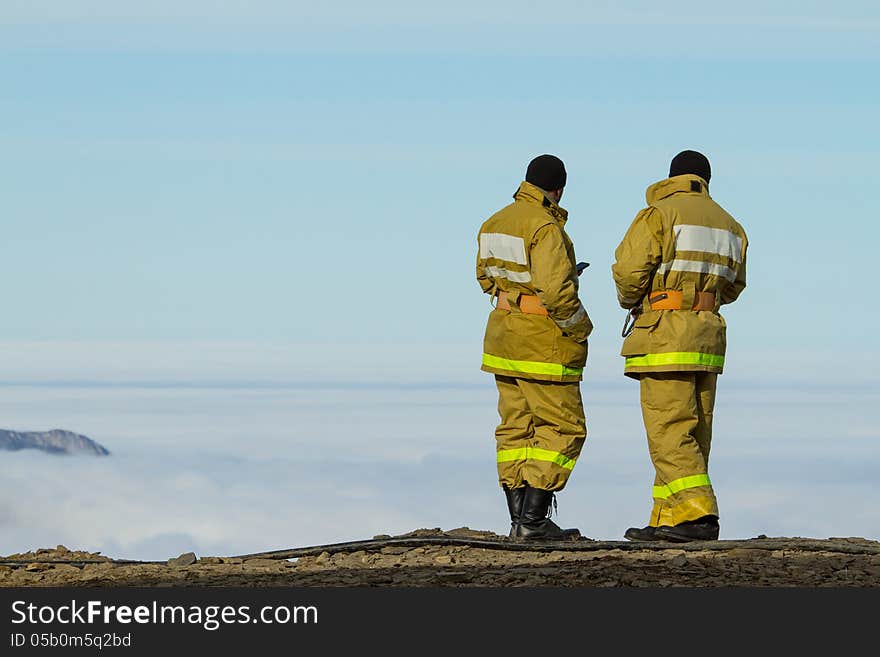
[[3, 528, 879, 588]]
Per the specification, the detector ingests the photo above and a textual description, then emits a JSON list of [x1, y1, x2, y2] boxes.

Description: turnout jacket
[[612, 174, 748, 379], [477, 181, 592, 383]]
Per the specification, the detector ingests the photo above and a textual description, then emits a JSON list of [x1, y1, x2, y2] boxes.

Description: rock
[[6, 531, 880, 588], [0, 429, 110, 456], [51, 564, 81, 574], [243, 559, 282, 568], [667, 555, 688, 568], [25, 563, 51, 572], [726, 548, 770, 558], [167, 552, 197, 567]]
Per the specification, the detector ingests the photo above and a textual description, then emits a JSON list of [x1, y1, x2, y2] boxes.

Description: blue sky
[[1, 1, 878, 354], [0, 2, 878, 556]]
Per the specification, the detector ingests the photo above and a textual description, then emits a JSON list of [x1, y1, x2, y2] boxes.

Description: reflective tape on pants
[[497, 447, 577, 471], [653, 474, 713, 500]]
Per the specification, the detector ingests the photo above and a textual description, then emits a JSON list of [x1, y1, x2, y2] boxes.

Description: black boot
[[624, 525, 671, 542], [655, 515, 719, 542], [512, 486, 581, 541], [503, 486, 526, 539]]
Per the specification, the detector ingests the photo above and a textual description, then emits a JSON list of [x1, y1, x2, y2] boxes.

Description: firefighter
[[612, 150, 748, 542], [476, 154, 593, 541]]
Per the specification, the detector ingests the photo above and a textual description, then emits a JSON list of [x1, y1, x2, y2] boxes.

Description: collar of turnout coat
[[513, 181, 569, 224], [646, 173, 711, 205]]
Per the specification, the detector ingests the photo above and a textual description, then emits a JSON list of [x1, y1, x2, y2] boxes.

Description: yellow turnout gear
[[478, 180, 592, 494], [613, 172, 748, 529], [612, 174, 747, 378], [478, 181, 592, 383], [494, 374, 586, 492], [641, 372, 718, 525]]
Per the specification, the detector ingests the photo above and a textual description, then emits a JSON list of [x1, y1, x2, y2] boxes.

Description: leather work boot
[[624, 525, 671, 542], [512, 486, 581, 541], [655, 516, 720, 542], [503, 486, 526, 539]]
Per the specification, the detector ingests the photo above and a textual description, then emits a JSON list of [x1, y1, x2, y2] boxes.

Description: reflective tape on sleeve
[[554, 303, 587, 329]]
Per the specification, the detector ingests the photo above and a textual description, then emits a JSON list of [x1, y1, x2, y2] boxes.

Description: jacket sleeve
[[720, 232, 747, 305], [530, 224, 593, 343], [476, 232, 495, 295], [611, 207, 663, 309]]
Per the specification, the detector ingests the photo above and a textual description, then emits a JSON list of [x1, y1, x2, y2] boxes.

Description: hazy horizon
[[1, 342, 876, 561]]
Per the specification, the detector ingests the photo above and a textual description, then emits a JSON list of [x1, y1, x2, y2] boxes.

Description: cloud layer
[[1, 378, 876, 561]]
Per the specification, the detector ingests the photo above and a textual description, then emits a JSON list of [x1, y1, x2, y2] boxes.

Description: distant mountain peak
[[0, 429, 110, 456]]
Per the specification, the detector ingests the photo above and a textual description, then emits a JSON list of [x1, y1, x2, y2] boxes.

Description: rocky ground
[[3, 528, 880, 588]]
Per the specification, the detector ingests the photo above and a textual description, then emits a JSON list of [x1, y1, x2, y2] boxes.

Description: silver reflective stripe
[[657, 259, 737, 282], [554, 303, 586, 329], [484, 265, 532, 283], [674, 224, 743, 263], [479, 232, 527, 265]]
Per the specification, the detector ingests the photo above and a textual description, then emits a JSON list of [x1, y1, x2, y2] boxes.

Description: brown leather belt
[[495, 291, 548, 316], [649, 290, 716, 311]]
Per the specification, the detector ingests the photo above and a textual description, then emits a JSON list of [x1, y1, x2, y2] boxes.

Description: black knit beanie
[[525, 154, 567, 191], [669, 150, 711, 183]]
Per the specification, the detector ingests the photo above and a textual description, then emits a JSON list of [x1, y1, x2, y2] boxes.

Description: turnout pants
[[640, 372, 719, 526], [494, 374, 586, 492]]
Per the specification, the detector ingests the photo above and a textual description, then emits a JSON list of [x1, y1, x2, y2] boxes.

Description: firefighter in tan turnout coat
[[477, 154, 593, 541], [612, 150, 748, 542]]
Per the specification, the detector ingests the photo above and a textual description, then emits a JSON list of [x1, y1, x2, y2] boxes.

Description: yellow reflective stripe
[[497, 447, 577, 471], [626, 352, 725, 368], [482, 353, 582, 377], [653, 474, 713, 500]]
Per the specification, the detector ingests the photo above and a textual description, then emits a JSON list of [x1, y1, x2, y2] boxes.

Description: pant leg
[[694, 372, 718, 466], [640, 372, 718, 526], [516, 378, 586, 492], [494, 375, 533, 489]]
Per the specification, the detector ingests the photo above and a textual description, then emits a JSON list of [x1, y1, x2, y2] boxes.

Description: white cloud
[[0, 379, 877, 561]]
